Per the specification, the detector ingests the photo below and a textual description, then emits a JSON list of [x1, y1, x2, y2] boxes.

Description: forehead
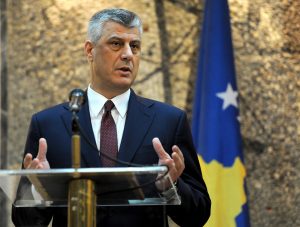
[[100, 21, 141, 41]]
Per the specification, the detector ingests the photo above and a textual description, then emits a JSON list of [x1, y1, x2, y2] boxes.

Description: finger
[[172, 152, 183, 165], [30, 158, 41, 169], [172, 146, 184, 167], [36, 138, 48, 161], [159, 158, 174, 168], [172, 152, 185, 173], [172, 145, 184, 160], [152, 137, 171, 159], [23, 153, 33, 169]]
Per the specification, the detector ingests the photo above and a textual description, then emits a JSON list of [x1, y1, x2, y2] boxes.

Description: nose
[[120, 44, 133, 61]]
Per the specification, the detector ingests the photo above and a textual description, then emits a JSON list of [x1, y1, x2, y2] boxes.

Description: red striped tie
[[100, 100, 118, 167]]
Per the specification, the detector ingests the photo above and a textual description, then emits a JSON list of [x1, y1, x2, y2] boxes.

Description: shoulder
[[132, 91, 186, 117], [32, 102, 69, 120]]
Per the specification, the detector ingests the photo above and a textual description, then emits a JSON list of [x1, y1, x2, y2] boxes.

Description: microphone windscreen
[[69, 89, 85, 112]]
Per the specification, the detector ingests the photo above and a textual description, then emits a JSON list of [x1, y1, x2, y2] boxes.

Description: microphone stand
[[68, 111, 96, 227]]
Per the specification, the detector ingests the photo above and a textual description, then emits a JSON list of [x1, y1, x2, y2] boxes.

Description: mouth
[[116, 66, 132, 73]]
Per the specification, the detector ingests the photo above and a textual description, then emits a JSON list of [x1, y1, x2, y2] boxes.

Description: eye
[[130, 42, 141, 54], [110, 40, 122, 50], [112, 41, 120, 46]]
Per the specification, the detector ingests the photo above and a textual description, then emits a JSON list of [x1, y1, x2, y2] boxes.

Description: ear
[[85, 40, 94, 62]]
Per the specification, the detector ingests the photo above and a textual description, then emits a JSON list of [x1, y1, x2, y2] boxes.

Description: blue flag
[[192, 0, 251, 226]]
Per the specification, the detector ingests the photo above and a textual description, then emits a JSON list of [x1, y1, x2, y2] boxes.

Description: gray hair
[[87, 8, 143, 44]]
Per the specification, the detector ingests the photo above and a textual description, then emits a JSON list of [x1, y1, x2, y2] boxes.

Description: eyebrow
[[107, 35, 141, 42]]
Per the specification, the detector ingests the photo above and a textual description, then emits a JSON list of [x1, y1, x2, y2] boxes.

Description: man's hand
[[152, 137, 185, 189], [23, 138, 50, 169]]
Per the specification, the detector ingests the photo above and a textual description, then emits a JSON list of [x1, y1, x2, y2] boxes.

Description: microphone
[[69, 89, 85, 112]]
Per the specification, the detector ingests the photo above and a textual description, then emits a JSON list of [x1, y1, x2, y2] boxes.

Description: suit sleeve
[[167, 112, 211, 227], [11, 115, 53, 226]]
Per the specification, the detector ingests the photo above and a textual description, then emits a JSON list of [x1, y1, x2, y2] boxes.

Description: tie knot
[[104, 100, 115, 112]]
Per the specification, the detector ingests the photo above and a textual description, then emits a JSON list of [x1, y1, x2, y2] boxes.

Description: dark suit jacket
[[12, 90, 211, 227]]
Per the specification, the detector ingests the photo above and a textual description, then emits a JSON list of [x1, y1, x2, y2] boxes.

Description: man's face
[[86, 21, 141, 98]]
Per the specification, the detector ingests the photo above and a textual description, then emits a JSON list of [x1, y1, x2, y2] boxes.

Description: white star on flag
[[216, 83, 238, 110]]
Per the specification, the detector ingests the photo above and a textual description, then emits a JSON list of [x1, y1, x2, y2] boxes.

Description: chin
[[118, 84, 132, 91], [117, 77, 135, 85], [112, 80, 131, 90]]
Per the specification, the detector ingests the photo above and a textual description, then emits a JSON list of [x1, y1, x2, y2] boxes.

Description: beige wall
[[1, 0, 299, 226]]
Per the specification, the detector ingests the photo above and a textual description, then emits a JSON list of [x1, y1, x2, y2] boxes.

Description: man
[[12, 8, 210, 227]]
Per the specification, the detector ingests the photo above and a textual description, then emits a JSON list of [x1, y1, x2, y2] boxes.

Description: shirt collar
[[87, 85, 130, 118]]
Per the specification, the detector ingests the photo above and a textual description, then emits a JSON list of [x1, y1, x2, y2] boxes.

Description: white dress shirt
[[87, 85, 130, 151]]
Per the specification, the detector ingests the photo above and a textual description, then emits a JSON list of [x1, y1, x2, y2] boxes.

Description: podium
[[0, 166, 180, 226]]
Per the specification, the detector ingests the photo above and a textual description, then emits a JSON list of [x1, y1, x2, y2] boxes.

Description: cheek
[[133, 58, 140, 70], [96, 55, 115, 72], [106, 54, 120, 68], [96, 47, 116, 63]]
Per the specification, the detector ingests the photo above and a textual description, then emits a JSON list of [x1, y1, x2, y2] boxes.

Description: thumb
[[36, 138, 48, 161], [152, 137, 170, 159]]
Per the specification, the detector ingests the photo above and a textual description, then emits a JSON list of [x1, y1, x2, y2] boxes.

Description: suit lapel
[[61, 101, 100, 167], [118, 91, 155, 165]]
